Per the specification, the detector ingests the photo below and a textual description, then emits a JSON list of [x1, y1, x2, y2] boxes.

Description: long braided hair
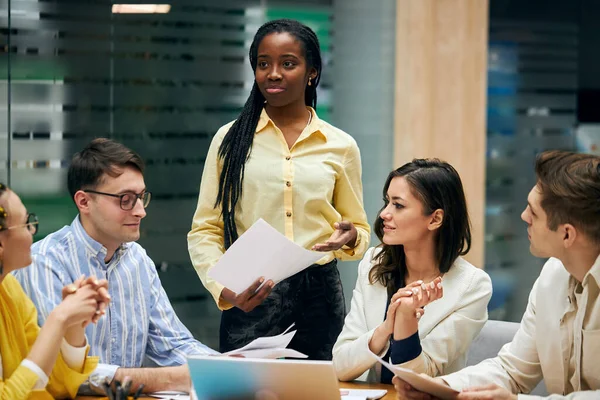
[[215, 19, 322, 248]]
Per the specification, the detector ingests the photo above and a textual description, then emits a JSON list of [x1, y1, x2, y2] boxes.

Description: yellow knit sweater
[[0, 274, 98, 399]]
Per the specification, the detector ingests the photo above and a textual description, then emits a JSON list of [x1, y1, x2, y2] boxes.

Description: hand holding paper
[[370, 350, 458, 400], [220, 276, 274, 313], [209, 219, 324, 295]]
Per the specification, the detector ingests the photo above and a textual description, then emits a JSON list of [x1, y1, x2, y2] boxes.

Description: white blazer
[[332, 247, 493, 382]]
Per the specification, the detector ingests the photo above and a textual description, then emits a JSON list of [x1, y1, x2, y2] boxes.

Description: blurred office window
[[331, 0, 396, 308], [0, 0, 333, 349], [485, 1, 579, 321]]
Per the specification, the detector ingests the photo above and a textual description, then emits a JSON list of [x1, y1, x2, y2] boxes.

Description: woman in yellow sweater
[[0, 182, 110, 399]]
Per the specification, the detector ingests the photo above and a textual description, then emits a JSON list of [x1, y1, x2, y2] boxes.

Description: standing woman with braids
[[188, 19, 370, 360]]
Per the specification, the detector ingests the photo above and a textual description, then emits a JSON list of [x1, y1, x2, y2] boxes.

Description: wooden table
[[76, 381, 395, 399]]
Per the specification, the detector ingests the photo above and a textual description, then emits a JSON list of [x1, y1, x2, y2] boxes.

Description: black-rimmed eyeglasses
[[84, 190, 151, 211]]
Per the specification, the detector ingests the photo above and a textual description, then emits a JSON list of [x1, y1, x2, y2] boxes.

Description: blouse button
[[286, 181, 291, 187], [286, 156, 291, 160], [286, 211, 292, 217]]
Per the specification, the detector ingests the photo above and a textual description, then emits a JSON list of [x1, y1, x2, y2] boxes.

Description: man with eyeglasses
[[14, 138, 217, 395]]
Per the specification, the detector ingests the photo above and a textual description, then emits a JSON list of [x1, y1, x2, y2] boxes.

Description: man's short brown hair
[[535, 150, 600, 243], [67, 138, 145, 199]]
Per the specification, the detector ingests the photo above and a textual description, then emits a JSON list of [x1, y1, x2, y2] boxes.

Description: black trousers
[[219, 260, 345, 360]]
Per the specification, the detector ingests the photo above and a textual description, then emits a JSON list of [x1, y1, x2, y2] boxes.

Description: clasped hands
[[382, 277, 444, 337], [60, 275, 111, 328], [387, 278, 517, 400]]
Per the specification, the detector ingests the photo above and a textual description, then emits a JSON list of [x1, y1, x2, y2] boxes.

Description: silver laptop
[[187, 355, 341, 400]]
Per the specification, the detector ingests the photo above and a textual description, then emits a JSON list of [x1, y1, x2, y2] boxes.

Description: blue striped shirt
[[14, 216, 216, 376]]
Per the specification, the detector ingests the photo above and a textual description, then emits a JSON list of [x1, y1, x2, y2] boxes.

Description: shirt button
[[286, 181, 291, 187], [112, 338, 117, 343], [286, 211, 292, 217], [286, 156, 291, 160]]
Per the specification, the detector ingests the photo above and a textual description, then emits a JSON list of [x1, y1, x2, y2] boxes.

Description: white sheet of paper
[[208, 218, 324, 293], [226, 329, 295, 353], [340, 388, 388, 399], [223, 324, 308, 359], [148, 391, 189, 399], [370, 352, 458, 400], [231, 348, 308, 359]]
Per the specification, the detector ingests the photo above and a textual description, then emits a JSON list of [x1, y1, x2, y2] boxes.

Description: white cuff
[[88, 363, 120, 387], [365, 326, 391, 357], [21, 359, 49, 390], [61, 337, 88, 371], [441, 374, 468, 392]]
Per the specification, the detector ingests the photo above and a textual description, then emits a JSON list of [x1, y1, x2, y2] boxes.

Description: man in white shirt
[[393, 150, 600, 400]]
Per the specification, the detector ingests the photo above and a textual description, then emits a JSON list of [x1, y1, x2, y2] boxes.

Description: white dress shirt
[[14, 216, 217, 388], [333, 247, 492, 382], [443, 255, 600, 399]]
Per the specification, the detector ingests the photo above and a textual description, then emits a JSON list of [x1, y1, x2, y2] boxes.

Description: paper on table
[[208, 218, 324, 294], [231, 348, 307, 359], [224, 324, 308, 359], [370, 352, 458, 400], [340, 388, 387, 399], [148, 391, 189, 399]]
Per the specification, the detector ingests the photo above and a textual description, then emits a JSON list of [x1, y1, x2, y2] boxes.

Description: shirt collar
[[71, 215, 130, 260], [255, 107, 328, 142], [582, 252, 600, 287]]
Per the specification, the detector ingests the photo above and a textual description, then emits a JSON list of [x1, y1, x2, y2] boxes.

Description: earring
[[308, 77, 312, 86]]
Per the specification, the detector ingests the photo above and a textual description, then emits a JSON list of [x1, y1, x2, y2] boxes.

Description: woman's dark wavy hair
[[215, 19, 322, 249], [369, 158, 472, 297]]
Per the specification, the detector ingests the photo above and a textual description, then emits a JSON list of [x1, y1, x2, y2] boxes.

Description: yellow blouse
[[188, 107, 370, 310], [0, 274, 98, 399]]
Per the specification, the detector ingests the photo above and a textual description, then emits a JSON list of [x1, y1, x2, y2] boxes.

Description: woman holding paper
[[332, 159, 492, 383], [187, 19, 370, 360]]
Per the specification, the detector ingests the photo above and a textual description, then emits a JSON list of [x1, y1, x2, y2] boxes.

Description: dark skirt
[[219, 259, 346, 360]]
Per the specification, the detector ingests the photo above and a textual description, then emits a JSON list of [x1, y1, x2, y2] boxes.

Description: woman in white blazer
[[332, 158, 492, 383]]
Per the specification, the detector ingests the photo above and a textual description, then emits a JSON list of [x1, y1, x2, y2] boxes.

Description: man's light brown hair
[[535, 150, 600, 243], [67, 138, 144, 200]]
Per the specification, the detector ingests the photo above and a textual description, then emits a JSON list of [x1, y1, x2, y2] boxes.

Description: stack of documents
[[208, 219, 324, 293], [223, 324, 307, 359]]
